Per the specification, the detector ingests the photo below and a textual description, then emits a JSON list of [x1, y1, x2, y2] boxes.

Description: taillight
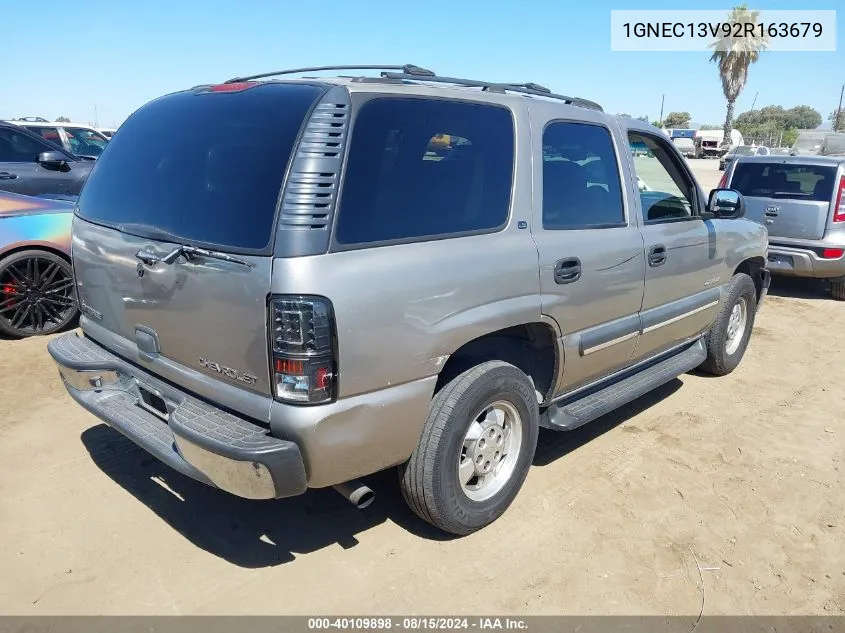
[[821, 248, 844, 259], [717, 170, 728, 188], [833, 176, 845, 223], [207, 81, 258, 92], [270, 296, 336, 404]]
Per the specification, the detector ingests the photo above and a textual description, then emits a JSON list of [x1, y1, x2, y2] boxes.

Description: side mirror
[[38, 151, 69, 171], [708, 188, 745, 219]]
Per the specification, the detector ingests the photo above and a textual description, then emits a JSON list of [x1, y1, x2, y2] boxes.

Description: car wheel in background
[[0, 249, 78, 339], [830, 281, 845, 301]]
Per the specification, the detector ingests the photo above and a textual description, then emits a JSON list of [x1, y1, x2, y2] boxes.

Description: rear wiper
[[135, 244, 255, 269]]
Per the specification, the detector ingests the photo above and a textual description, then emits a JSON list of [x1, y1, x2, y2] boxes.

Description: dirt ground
[[0, 160, 842, 615]]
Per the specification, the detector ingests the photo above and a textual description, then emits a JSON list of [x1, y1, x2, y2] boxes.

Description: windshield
[[75, 83, 322, 253], [731, 146, 756, 156], [821, 135, 845, 155], [63, 127, 109, 157], [731, 162, 836, 202], [793, 133, 827, 150]]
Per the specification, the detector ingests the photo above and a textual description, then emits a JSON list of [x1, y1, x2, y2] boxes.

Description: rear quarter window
[[731, 162, 837, 202], [75, 83, 323, 253], [334, 98, 515, 246]]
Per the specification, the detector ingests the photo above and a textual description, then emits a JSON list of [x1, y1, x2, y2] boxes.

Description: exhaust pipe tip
[[333, 480, 375, 510]]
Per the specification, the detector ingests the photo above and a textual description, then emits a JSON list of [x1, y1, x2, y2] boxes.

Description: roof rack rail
[[224, 64, 435, 84], [15, 116, 50, 122], [379, 72, 603, 111]]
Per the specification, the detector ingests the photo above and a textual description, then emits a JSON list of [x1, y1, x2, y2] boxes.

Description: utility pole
[[659, 94, 665, 127], [750, 91, 758, 112], [94, 104, 99, 127], [836, 84, 844, 132]]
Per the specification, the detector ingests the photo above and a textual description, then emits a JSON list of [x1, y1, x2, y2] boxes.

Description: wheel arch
[[434, 321, 562, 405], [733, 256, 766, 301]]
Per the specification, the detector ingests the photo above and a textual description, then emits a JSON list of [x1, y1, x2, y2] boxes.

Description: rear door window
[[75, 83, 323, 253], [541, 122, 625, 229], [334, 98, 514, 245], [731, 162, 837, 201]]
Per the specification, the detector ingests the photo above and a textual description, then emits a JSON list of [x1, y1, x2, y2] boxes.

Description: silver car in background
[[723, 155, 845, 299]]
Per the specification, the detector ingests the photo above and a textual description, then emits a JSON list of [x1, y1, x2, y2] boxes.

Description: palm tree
[[708, 5, 768, 146]]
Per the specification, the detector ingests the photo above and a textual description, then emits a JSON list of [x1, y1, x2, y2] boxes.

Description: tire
[[0, 249, 78, 339], [699, 273, 757, 376], [399, 360, 539, 536], [830, 281, 845, 301]]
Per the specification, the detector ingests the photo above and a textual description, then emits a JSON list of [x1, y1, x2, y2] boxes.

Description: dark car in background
[[0, 190, 77, 338], [0, 122, 94, 197], [5, 120, 110, 159]]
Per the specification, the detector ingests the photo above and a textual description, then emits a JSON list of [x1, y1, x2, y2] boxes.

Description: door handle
[[554, 257, 582, 284], [0, 172, 18, 180], [648, 245, 667, 267]]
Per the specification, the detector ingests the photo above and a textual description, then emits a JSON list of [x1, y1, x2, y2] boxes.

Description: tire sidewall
[[711, 275, 757, 372], [437, 367, 538, 532]]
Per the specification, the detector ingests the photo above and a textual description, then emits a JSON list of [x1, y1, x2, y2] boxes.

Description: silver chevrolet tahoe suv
[[48, 64, 770, 535], [721, 154, 845, 300]]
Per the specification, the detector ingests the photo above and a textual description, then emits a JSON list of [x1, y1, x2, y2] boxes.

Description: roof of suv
[[200, 63, 614, 117], [732, 154, 845, 167], [4, 120, 102, 131]]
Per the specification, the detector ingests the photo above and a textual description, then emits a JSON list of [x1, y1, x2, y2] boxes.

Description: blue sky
[[1, 0, 842, 128]]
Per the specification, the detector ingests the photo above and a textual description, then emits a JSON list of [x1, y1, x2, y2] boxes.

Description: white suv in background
[[3, 119, 110, 158]]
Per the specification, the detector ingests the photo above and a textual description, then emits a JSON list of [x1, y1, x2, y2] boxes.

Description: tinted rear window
[[76, 83, 322, 252], [335, 98, 514, 245], [731, 162, 837, 202]]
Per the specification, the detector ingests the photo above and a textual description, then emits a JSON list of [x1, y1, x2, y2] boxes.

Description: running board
[[541, 338, 707, 432]]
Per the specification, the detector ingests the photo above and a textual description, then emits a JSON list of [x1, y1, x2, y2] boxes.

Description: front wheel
[[399, 361, 539, 536], [699, 273, 757, 376]]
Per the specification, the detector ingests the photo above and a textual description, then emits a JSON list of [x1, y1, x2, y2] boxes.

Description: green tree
[[831, 109, 844, 132], [784, 106, 821, 130], [650, 120, 662, 128], [708, 4, 768, 145], [663, 111, 692, 128], [55, 116, 70, 122], [636, 116, 650, 123], [699, 124, 722, 130], [617, 113, 632, 118]]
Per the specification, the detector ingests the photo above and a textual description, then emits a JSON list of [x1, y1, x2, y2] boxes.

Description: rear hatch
[[71, 82, 324, 412], [728, 159, 838, 240]]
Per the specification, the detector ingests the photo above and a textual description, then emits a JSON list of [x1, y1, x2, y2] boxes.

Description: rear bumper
[[766, 243, 845, 279], [47, 332, 307, 500]]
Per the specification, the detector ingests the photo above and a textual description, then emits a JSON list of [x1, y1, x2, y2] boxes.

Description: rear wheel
[[0, 250, 78, 339], [399, 361, 539, 536], [699, 273, 757, 376], [830, 281, 845, 301]]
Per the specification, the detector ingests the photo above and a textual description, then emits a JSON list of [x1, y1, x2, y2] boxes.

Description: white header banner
[[610, 9, 837, 52]]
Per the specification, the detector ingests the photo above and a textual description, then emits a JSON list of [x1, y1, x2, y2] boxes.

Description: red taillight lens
[[821, 248, 844, 259], [833, 176, 845, 223], [270, 296, 336, 404], [717, 171, 728, 188]]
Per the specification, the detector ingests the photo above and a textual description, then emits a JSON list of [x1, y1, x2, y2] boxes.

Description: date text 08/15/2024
[[307, 618, 528, 630]]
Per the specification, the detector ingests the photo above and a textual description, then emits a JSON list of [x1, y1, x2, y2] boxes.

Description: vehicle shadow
[[533, 378, 683, 466], [80, 424, 453, 569], [81, 378, 683, 568], [765, 276, 831, 300]]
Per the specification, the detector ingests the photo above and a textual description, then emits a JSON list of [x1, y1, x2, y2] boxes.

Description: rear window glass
[[75, 83, 322, 252], [731, 162, 837, 201], [335, 98, 514, 245]]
